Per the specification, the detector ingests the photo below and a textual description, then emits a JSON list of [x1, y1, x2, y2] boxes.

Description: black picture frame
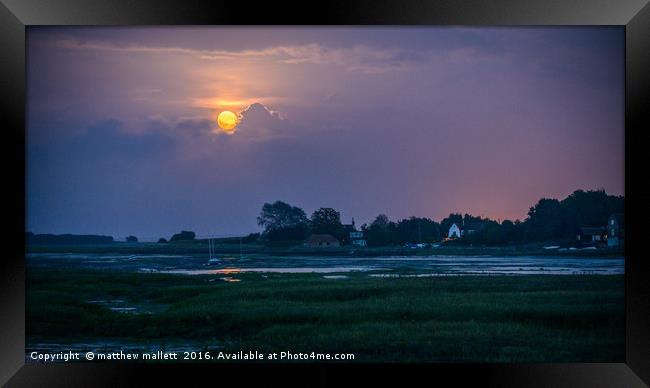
[[2, 0, 649, 386]]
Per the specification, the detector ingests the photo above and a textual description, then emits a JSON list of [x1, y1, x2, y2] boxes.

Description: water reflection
[[27, 253, 624, 276], [160, 266, 384, 275]]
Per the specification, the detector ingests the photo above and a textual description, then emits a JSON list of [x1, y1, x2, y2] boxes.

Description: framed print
[[1, 0, 649, 386]]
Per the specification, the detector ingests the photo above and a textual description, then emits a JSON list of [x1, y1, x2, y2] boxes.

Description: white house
[[448, 223, 462, 239], [350, 231, 367, 246]]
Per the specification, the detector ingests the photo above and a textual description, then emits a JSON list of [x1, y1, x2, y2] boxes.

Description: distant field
[[26, 269, 624, 362]]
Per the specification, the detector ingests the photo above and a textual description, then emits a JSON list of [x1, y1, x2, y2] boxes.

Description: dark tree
[[462, 214, 485, 225], [157, 238, 168, 244], [126, 235, 138, 243], [463, 220, 501, 245], [520, 189, 624, 243], [395, 217, 440, 244], [310, 208, 343, 236], [257, 201, 309, 233], [523, 198, 569, 242], [366, 214, 397, 246], [499, 219, 523, 244], [257, 201, 309, 243], [560, 189, 624, 232], [170, 230, 196, 242]]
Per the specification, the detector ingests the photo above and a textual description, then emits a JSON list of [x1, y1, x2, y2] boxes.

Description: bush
[[170, 231, 196, 242]]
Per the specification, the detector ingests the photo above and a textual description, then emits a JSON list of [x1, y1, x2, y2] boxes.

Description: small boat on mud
[[207, 239, 220, 265]]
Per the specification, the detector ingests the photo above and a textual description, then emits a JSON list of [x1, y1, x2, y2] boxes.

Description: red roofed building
[[305, 234, 340, 247]]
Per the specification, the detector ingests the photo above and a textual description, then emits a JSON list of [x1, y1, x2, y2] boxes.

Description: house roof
[[306, 234, 339, 244]]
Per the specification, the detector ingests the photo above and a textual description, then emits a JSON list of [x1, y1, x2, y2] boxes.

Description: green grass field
[[26, 269, 624, 362]]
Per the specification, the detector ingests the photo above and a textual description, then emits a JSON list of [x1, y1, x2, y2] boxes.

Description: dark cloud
[[143, 116, 214, 135], [239, 103, 283, 122], [31, 117, 178, 167], [229, 103, 291, 141]]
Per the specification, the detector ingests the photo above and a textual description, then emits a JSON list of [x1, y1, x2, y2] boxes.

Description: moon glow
[[217, 110, 238, 133]]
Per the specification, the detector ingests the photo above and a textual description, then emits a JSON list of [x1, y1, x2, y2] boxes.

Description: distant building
[[341, 218, 357, 235], [350, 230, 367, 246], [578, 226, 607, 245], [447, 221, 486, 239], [305, 234, 340, 247], [607, 213, 624, 248], [341, 218, 367, 246], [576, 214, 624, 248], [448, 223, 462, 239]]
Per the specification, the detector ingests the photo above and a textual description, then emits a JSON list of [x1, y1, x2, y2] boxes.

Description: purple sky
[[26, 27, 624, 240]]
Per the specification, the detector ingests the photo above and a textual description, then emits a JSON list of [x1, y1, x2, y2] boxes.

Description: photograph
[[25, 26, 626, 363]]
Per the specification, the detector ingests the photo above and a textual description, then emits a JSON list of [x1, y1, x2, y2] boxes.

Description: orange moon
[[217, 110, 238, 132]]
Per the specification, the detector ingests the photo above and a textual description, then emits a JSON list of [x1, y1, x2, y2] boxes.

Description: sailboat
[[207, 238, 220, 265]]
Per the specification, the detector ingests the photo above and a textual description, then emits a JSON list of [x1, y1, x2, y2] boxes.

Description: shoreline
[[26, 243, 624, 258]]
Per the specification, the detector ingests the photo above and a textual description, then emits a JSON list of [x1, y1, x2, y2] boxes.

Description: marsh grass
[[26, 269, 624, 362]]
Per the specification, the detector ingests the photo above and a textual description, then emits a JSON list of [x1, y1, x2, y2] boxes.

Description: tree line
[[27, 189, 622, 247], [256, 203, 350, 245], [255, 189, 623, 246]]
